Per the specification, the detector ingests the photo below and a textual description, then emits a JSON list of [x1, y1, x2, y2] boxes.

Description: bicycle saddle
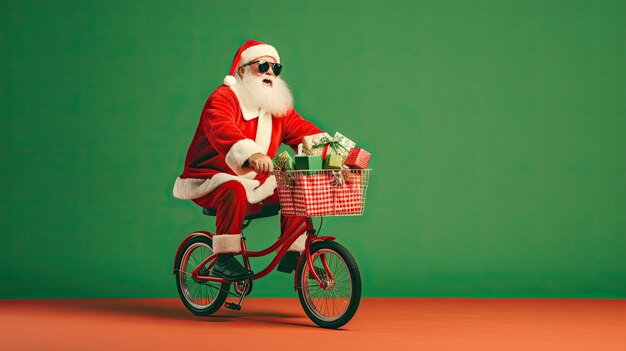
[[202, 203, 281, 220]]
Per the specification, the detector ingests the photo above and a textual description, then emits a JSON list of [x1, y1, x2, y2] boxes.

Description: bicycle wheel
[[296, 241, 361, 329], [175, 235, 229, 316]]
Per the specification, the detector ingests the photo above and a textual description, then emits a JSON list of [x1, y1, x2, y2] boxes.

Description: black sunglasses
[[243, 60, 283, 76]]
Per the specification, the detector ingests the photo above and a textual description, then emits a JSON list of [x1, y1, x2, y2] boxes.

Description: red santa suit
[[172, 82, 323, 253]]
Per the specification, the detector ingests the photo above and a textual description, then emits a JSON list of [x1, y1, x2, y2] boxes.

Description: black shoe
[[210, 254, 254, 282], [277, 251, 301, 273]]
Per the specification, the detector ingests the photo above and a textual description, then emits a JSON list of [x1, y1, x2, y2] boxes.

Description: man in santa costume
[[172, 40, 324, 281]]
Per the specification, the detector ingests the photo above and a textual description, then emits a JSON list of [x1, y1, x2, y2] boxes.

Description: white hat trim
[[240, 44, 280, 66]]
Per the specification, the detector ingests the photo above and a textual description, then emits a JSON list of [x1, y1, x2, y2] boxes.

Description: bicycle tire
[[296, 241, 361, 329], [175, 235, 230, 316]]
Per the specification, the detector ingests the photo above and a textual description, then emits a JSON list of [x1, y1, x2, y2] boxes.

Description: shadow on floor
[[30, 298, 306, 324]]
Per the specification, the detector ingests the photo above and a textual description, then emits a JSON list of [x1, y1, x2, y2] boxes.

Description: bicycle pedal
[[224, 302, 241, 311]]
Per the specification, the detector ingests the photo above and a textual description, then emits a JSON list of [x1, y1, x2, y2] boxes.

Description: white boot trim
[[212, 234, 242, 254], [288, 234, 307, 252]]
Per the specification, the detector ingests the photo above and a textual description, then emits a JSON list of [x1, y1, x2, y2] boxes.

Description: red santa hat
[[223, 39, 281, 87]]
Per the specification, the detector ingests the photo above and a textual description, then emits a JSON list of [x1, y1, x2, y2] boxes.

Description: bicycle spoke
[[207, 283, 217, 298], [199, 285, 206, 304], [301, 283, 324, 289], [333, 266, 348, 281], [190, 281, 202, 298], [189, 253, 199, 267], [331, 294, 338, 317], [332, 282, 350, 297]]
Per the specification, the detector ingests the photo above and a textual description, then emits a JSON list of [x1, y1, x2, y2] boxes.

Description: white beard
[[235, 69, 293, 116]]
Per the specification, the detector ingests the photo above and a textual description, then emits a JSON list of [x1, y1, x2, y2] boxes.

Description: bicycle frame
[[172, 220, 337, 291]]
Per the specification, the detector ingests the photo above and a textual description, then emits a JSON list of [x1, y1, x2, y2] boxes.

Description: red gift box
[[344, 148, 371, 169]]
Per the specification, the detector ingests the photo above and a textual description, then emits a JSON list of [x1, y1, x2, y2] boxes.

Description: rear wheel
[[296, 241, 361, 329], [175, 235, 230, 316]]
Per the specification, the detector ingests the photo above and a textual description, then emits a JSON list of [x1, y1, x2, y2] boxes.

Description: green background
[[1, 0, 624, 299]]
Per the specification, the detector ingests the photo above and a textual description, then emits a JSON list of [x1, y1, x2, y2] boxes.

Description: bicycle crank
[[224, 280, 251, 311]]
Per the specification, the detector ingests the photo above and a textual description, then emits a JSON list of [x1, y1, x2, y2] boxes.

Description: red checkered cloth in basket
[[334, 172, 362, 214], [294, 173, 334, 216], [278, 172, 363, 216], [277, 181, 296, 214]]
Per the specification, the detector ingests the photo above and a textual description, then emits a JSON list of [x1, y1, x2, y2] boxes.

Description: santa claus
[[172, 40, 324, 281]]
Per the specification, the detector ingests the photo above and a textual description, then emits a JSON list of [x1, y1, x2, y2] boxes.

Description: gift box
[[328, 132, 356, 156], [302, 132, 356, 158], [274, 150, 295, 171], [323, 154, 343, 169], [344, 148, 371, 169], [295, 155, 323, 171], [302, 132, 331, 156]]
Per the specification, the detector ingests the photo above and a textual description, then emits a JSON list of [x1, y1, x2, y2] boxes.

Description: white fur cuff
[[225, 139, 264, 175], [288, 234, 307, 252], [213, 234, 242, 254], [246, 175, 277, 204]]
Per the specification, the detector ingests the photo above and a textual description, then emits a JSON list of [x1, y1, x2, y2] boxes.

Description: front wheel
[[175, 235, 230, 316], [296, 241, 361, 329]]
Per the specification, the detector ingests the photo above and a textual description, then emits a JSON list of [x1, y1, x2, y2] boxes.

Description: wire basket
[[274, 169, 371, 217]]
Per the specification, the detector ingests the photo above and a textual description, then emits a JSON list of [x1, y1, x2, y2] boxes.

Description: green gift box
[[323, 154, 343, 169], [295, 155, 323, 173]]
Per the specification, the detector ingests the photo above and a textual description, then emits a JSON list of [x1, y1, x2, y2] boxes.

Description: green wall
[[1, 0, 625, 298]]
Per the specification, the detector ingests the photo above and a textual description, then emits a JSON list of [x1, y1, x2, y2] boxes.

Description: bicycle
[[173, 169, 370, 329]]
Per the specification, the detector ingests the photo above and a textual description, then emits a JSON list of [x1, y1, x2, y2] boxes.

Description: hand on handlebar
[[246, 153, 274, 174]]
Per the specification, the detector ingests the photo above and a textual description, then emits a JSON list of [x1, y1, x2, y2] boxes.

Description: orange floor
[[1, 298, 624, 350]]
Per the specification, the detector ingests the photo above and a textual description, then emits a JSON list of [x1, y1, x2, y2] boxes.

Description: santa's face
[[241, 55, 279, 87], [235, 55, 293, 116]]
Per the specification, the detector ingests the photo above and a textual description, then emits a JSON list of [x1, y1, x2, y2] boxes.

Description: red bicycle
[[173, 169, 370, 329]]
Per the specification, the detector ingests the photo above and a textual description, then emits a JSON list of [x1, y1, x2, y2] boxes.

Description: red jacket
[[173, 85, 322, 203]]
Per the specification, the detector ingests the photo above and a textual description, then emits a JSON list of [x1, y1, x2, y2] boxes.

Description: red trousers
[[192, 180, 313, 253]]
